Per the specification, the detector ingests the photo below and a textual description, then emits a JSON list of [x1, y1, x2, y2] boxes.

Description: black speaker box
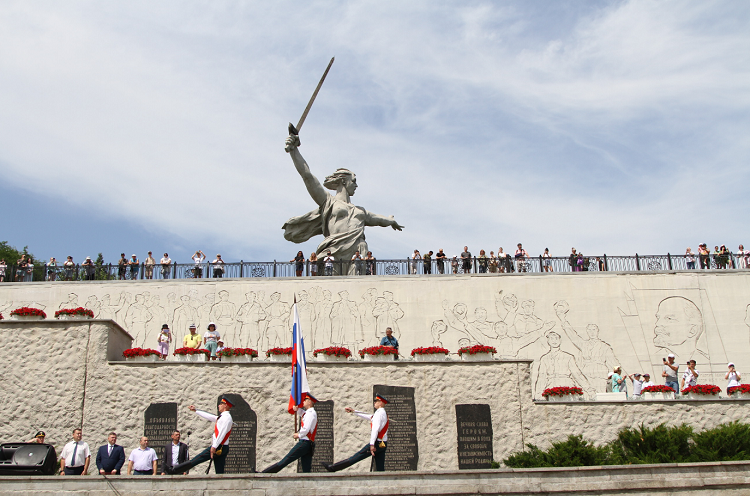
[[0, 443, 58, 475]]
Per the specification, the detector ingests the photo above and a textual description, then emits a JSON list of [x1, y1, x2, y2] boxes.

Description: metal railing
[[1, 253, 747, 282]]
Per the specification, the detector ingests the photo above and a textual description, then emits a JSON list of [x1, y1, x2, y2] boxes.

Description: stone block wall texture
[[2, 318, 750, 475]]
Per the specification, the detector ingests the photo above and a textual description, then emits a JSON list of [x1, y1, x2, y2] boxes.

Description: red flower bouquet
[[10, 307, 47, 319], [0, 313, 3, 320], [55, 307, 95, 319], [457, 344, 496, 356], [411, 346, 450, 356], [173, 347, 210, 356], [641, 385, 677, 394], [359, 345, 399, 358], [266, 347, 293, 358], [313, 346, 352, 358], [681, 384, 721, 395], [122, 348, 161, 358], [728, 384, 750, 395], [217, 348, 258, 358], [542, 386, 583, 397]]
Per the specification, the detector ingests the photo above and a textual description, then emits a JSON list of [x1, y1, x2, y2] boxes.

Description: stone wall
[[1, 270, 749, 401], [2, 319, 750, 475]]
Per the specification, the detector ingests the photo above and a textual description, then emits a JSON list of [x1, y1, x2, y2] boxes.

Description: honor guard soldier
[[324, 393, 389, 472], [168, 396, 234, 474], [261, 393, 319, 473]]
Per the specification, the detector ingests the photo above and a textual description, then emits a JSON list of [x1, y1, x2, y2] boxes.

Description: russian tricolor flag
[[288, 297, 311, 414]]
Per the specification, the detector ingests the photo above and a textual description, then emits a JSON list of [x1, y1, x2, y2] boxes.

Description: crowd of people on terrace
[[1, 243, 748, 282], [606, 357, 741, 399]]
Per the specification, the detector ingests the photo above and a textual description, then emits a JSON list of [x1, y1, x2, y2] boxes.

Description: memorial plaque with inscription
[[218, 394, 257, 474], [298, 400, 334, 473], [144, 403, 178, 474], [455, 404, 493, 469], [374, 385, 418, 471]]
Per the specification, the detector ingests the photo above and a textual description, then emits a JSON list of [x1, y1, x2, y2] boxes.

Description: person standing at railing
[[160, 253, 172, 279], [0, 259, 6, 282], [82, 256, 95, 281], [738, 245, 749, 269], [144, 252, 156, 280], [461, 246, 472, 273], [118, 253, 127, 280], [25, 257, 34, 282], [410, 249, 421, 274], [477, 250, 488, 273], [488, 251, 499, 273], [515, 243, 528, 273], [46, 257, 57, 281], [423, 251, 433, 275], [323, 250, 334, 276], [291, 251, 305, 277], [365, 251, 376, 275], [64, 255, 76, 281], [15, 254, 27, 282], [192, 250, 206, 278], [498, 247, 510, 273], [685, 248, 696, 270], [436, 249, 446, 274], [542, 248, 552, 272], [129, 254, 140, 280], [351, 250, 364, 275], [309, 252, 318, 276], [569, 248, 578, 272], [698, 244, 710, 269], [212, 254, 225, 278]]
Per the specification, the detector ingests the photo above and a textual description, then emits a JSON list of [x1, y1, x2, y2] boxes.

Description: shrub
[[504, 435, 614, 468], [615, 423, 693, 464], [690, 421, 750, 462]]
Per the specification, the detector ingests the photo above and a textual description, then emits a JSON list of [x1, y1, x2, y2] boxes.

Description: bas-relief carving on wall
[[2, 276, 748, 398]]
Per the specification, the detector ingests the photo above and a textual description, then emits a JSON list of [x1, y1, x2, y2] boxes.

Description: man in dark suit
[[161, 430, 189, 475], [96, 432, 125, 475]]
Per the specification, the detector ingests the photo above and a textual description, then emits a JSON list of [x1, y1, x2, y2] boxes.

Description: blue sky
[[1, 1, 748, 263]]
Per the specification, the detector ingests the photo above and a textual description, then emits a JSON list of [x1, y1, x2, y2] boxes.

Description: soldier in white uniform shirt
[[324, 393, 389, 472], [168, 396, 234, 474], [261, 393, 319, 473]]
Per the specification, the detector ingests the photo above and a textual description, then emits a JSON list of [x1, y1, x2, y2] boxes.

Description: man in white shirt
[[324, 251, 335, 276], [160, 253, 172, 279], [324, 393, 389, 472], [168, 396, 235, 474], [60, 428, 91, 476], [681, 360, 700, 391], [629, 372, 644, 398], [261, 394, 319, 473], [127, 437, 158, 475]]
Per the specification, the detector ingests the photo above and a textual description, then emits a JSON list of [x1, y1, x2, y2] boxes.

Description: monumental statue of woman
[[282, 135, 404, 275]]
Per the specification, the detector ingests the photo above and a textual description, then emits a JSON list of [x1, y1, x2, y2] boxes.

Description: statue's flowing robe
[[283, 196, 369, 275]]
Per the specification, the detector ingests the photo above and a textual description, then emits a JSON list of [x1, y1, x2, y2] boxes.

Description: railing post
[[667, 253, 672, 270], [635, 253, 640, 271], [172, 261, 177, 279], [273, 260, 277, 277], [140, 263, 144, 280], [108, 263, 112, 280], [305, 260, 309, 277], [603, 255, 608, 272], [473, 256, 477, 274], [240, 261, 243, 278], [539, 255, 543, 272]]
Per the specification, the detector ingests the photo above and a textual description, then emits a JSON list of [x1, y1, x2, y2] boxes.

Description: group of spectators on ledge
[[1, 242, 748, 282], [607, 357, 741, 398], [24, 429, 188, 476]]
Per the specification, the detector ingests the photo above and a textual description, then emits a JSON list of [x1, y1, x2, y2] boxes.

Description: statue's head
[[323, 168, 357, 195]]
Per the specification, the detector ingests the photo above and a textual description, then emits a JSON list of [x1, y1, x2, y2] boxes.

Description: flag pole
[[294, 293, 299, 435]]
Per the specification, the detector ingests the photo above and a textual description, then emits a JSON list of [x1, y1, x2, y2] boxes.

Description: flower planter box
[[268, 354, 292, 362], [460, 352, 494, 362], [729, 392, 750, 400], [316, 354, 348, 362], [11, 315, 45, 321], [221, 354, 254, 363], [125, 355, 158, 362], [57, 314, 92, 320], [174, 353, 207, 362], [682, 393, 719, 401], [413, 353, 448, 362], [363, 354, 396, 362], [546, 394, 584, 402], [641, 391, 675, 401]]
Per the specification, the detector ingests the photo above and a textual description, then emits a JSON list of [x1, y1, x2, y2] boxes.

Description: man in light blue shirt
[[380, 327, 399, 359]]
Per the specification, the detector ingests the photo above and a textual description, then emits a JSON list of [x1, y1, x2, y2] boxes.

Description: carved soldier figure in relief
[[282, 135, 404, 276]]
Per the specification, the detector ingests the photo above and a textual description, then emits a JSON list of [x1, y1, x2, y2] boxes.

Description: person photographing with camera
[[726, 362, 741, 395], [680, 360, 699, 392], [662, 354, 679, 394]]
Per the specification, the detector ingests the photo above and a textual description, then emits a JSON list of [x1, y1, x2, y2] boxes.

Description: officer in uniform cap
[[324, 393, 389, 472], [30, 431, 46, 444], [168, 395, 235, 474], [261, 393, 319, 473]]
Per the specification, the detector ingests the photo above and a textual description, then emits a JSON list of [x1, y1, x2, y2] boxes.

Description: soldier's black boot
[[261, 463, 283, 473], [322, 459, 356, 472]]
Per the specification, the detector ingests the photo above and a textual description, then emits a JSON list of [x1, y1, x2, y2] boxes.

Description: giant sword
[[286, 57, 335, 149]]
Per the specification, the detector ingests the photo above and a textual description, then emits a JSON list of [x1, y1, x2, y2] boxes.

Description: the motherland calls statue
[[282, 135, 404, 275]]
